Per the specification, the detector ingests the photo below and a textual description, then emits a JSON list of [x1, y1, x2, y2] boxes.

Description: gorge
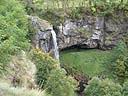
[[1, 0, 128, 96]]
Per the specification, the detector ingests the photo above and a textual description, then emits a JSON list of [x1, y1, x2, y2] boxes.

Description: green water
[[60, 49, 112, 77]]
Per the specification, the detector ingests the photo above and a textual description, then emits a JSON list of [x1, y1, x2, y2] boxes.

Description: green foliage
[[112, 55, 128, 83], [60, 49, 112, 77], [69, 7, 86, 20], [25, 0, 128, 20], [19, 0, 36, 15], [45, 69, 77, 96], [30, 49, 59, 88], [30, 49, 77, 96], [39, 9, 65, 25], [104, 41, 128, 83], [85, 77, 122, 96], [0, 0, 30, 73], [90, 0, 128, 16], [122, 80, 128, 96]]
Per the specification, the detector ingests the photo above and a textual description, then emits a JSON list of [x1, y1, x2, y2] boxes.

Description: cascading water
[[28, 15, 59, 60], [51, 28, 60, 60]]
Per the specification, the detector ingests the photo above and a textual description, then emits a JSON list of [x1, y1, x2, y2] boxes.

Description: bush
[[0, 0, 30, 73], [122, 80, 128, 96], [90, 0, 128, 16], [0, 80, 49, 96], [30, 49, 60, 88], [30, 49, 77, 95], [45, 69, 77, 96], [7, 51, 36, 88], [104, 41, 128, 83], [85, 77, 122, 96]]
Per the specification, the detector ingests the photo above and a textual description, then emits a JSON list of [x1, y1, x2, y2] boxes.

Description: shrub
[[45, 69, 77, 96], [30, 49, 60, 88], [104, 41, 128, 83], [0, 0, 30, 73], [7, 51, 36, 88], [30, 49, 77, 95], [85, 77, 122, 96], [0, 80, 50, 96], [122, 80, 128, 96], [90, 0, 128, 16]]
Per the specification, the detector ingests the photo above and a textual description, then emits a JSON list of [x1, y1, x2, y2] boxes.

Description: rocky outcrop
[[57, 16, 105, 50], [28, 16, 59, 60], [104, 14, 128, 48], [56, 14, 128, 50], [29, 13, 128, 57]]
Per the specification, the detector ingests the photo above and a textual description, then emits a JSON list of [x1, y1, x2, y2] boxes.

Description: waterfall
[[28, 15, 59, 60], [51, 28, 59, 60]]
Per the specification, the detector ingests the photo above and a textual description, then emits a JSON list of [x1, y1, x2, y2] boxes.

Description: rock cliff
[[29, 13, 128, 58]]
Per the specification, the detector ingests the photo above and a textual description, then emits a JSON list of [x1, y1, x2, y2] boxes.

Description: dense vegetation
[[0, 0, 29, 73], [0, 0, 128, 96], [22, 0, 128, 25]]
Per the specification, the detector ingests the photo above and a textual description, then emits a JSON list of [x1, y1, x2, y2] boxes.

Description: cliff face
[[57, 14, 128, 50], [57, 16, 104, 50], [29, 16, 59, 59], [29, 16, 53, 52], [29, 13, 128, 55]]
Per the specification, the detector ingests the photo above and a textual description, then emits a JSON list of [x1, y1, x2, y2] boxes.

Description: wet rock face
[[29, 16, 59, 59]]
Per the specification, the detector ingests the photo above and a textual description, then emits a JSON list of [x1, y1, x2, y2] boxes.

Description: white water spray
[[51, 28, 59, 60]]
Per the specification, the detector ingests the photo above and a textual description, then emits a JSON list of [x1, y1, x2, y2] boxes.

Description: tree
[[85, 77, 122, 96]]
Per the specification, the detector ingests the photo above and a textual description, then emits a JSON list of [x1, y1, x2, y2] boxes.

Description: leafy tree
[[85, 77, 122, 96]]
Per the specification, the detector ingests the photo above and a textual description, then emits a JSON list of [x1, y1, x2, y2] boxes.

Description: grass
[[0, 80, 51, 96], [60, 49, 112, 77]]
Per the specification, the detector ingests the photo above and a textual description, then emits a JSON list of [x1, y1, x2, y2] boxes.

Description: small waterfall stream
[[51, 29, 59, 60], [29, 16, 59, 60]]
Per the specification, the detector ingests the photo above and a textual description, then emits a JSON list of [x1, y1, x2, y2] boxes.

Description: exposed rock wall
[[29, 14, 128, 54], [57, 14, 128, 50], [28, 16, 59, 59], [57, 16, 105, 50]]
